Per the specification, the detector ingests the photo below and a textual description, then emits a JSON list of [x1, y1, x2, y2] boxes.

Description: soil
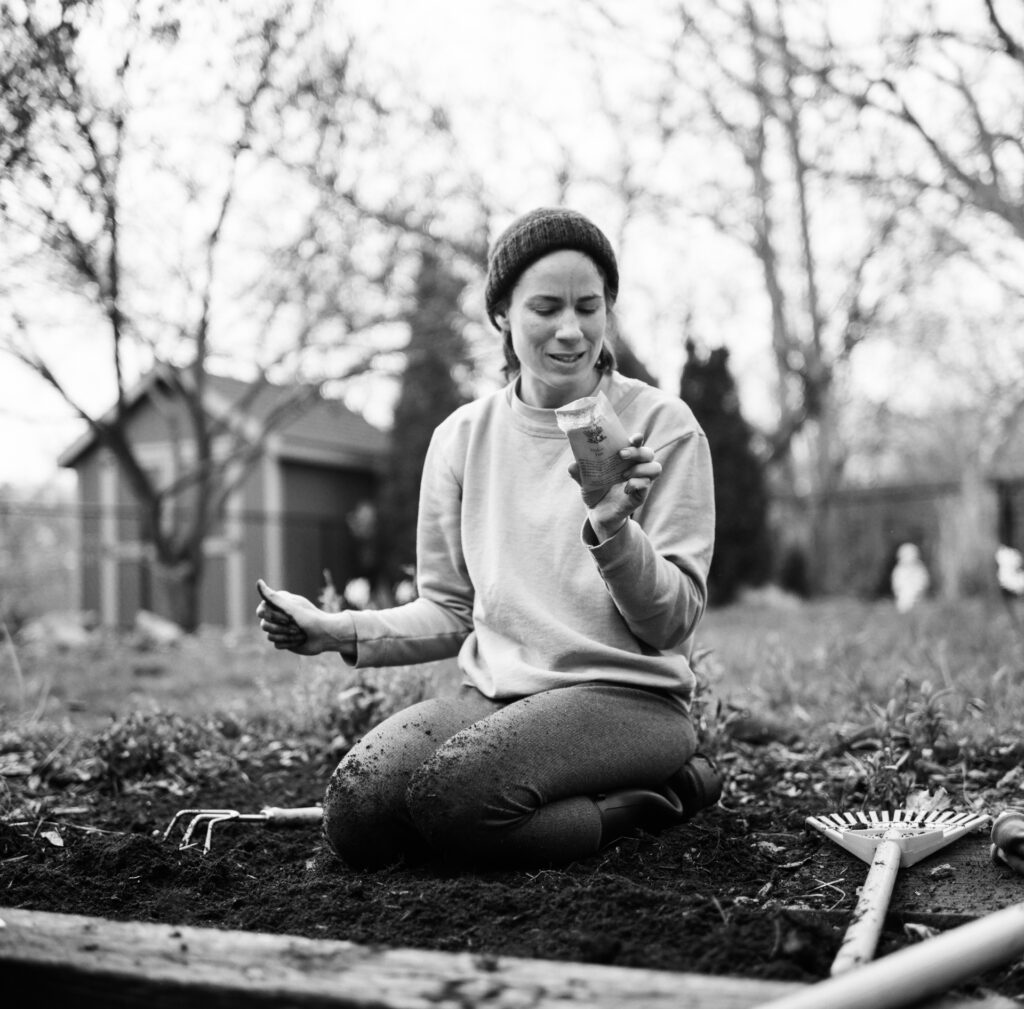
[[4, 738, 1024, 1000]]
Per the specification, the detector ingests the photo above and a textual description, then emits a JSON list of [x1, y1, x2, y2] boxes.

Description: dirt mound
[[3, 750, 1022, 1001]]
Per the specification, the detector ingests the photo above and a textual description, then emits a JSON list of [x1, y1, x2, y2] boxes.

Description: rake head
[[807, 808, 992, 867]]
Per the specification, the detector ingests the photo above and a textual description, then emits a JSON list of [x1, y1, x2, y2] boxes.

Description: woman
[[257, 207, 720, 869]]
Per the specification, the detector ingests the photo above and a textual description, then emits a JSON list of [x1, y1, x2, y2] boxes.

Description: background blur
[[2, 0, 1023, 632]]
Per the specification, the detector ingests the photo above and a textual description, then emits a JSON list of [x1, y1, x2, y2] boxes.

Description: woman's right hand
[[255, 578, 355, 658]]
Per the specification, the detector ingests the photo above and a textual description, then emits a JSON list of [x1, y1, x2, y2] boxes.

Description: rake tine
[[808, 805, 992, 975]]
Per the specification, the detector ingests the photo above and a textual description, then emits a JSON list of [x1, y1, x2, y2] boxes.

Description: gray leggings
[[322, 681, 696, 869]]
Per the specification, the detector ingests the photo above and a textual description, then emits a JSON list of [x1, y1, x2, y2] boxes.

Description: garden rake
[[163, 805, 323, 855], [806, 799, 991, 976]]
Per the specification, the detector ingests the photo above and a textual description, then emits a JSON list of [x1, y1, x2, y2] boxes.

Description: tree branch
[[985, 0, 1024, 64]]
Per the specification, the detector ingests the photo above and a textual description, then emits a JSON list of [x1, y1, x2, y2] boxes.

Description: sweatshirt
[[347, 371, 715, 706]]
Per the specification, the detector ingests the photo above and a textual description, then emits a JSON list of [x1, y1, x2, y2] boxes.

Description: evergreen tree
[[613, 332, 657, 385], [680, 339, 771, 605], [376, 247, 471, 590]]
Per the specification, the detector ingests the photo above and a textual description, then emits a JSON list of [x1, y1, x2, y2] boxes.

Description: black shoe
[[595, 755, 723, 846], [595, 787, 684, 845], [666, 753, 723, 820]]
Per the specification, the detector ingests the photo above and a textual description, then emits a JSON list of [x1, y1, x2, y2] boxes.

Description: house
[[990, 406, 1024, 552], [58, 367, 390, 631]]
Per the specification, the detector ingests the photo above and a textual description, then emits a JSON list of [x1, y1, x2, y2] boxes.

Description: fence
[[0, 497, 79, 628], [1, 476, 1011, 629], [770, 477, 1002, 599], [0, 497, 374, 630]]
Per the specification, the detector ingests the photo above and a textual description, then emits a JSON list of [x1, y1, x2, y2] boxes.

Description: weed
[[0, 615, 26, 714], [251, 662, 430, 750], [94, 710, 240, 792], [3, 598, 1022, 815], [688, 647, 730, 750]]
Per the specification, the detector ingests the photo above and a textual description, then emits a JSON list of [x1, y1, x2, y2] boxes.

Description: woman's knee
[[321, 693, 502, 869], [322, 749, 403, 868], [405, 741, 539, 855]]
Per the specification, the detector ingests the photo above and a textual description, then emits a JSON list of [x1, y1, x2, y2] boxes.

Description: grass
[[0, 625, 451, 734], [1, 597, 1022, 798], [700, 597, 1024, 737]]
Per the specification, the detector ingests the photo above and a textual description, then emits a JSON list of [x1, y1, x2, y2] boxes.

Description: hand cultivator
[[163, 805, 323, 854], [806, 803, 991, 975]]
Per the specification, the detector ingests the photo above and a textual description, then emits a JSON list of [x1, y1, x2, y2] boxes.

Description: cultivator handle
[[831, 835, 902, 976], [259, 806, 324, 824]]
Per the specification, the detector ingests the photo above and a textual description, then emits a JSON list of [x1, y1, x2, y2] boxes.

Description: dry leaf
[[905, 787, 952, 814]]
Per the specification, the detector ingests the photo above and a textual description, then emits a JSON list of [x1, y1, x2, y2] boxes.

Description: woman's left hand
[[569, 433, 662, 542]]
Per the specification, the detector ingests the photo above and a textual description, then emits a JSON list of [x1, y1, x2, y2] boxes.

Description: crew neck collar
[[506, 373, 614, 436]]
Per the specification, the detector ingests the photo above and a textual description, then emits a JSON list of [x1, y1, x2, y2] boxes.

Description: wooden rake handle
[[755, 902, 1024, 1009], [831, 837, 902, 976]]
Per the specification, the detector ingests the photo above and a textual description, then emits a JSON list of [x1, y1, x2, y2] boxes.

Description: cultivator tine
[[190, 811, 276, 854], [163, 805, 323, 854], [162, 808, 237, 844], [162, 808, 259, 854]]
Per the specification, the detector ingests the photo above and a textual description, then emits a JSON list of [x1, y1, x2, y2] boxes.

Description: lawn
[[7, 596, 1022, 745], [2, 596, 1024, 999]]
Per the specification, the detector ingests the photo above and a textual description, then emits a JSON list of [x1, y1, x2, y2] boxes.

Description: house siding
[[997, 479, 1024, 550], [200, 555, 229, 626], [280, 460, 377, 602], [77, 458, 103, 620], [242, 461, 270, 608], [60, 371, 389, 629], [117, 555, 144, 625]]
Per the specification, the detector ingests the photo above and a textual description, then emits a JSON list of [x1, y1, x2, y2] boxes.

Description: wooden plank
[[0, 906, 1014, 1009]]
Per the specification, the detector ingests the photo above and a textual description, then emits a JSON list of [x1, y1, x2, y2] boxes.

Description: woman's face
[[497, 249, 608, 409]]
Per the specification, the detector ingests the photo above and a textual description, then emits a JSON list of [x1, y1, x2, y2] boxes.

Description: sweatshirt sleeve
[[347, 422, 475, 667], [584, 428, 714, 651]]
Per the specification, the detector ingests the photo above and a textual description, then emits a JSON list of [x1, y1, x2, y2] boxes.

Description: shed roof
[[58, 366, 389, 472]]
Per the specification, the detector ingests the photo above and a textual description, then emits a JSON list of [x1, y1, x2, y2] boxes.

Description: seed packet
[[555, 391, 633, 503]]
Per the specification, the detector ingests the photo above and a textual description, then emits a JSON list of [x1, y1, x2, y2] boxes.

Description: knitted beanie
[[484, 207, 619, 328]]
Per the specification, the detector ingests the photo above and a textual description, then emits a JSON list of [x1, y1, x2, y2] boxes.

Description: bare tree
[[0, 1, 477, 628], [627, 0, 911, 588], [846, 2, 1024, 241], [809, 1, 1024, 467]]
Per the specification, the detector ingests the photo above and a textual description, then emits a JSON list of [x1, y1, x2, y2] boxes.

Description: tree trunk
[[154, 554, 203, 633]]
